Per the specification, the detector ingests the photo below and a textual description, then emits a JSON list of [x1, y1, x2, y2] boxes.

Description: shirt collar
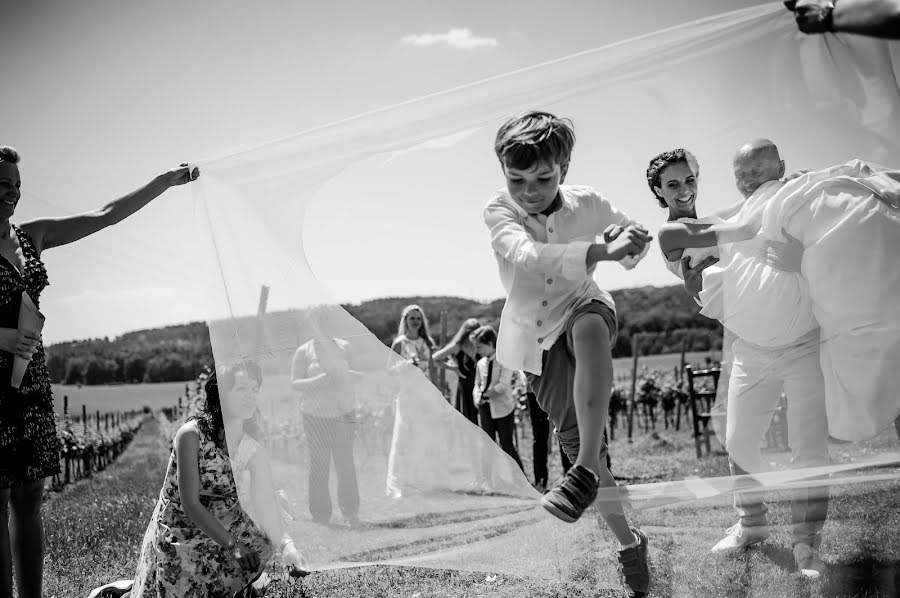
[[540, 191, 563, 217], [506, 186, 571, 219]]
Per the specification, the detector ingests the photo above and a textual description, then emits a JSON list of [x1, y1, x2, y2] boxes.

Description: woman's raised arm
[[21, 164, 198, 254]]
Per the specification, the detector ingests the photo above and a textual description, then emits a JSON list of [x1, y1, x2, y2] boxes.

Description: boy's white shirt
[[484, 184, 648, 375], [472, 354, 517, 419]]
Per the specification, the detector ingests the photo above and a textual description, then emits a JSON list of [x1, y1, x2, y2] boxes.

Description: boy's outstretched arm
[[587, 194, 652, 269], [484, 201, 594, 281], [485, 196, 652, 279], [588, 224, 652, 267]]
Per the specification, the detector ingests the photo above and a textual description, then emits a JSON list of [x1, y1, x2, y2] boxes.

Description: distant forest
[[45, 285, 722, 385]]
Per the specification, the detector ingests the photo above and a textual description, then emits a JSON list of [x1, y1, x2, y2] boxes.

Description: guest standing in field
[[0, 146, 199, 598]]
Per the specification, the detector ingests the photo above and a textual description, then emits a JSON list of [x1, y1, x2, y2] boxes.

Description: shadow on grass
[[822, 558, 900, 598], [757, 546, 900, 597], [758, 543, 799, 574]]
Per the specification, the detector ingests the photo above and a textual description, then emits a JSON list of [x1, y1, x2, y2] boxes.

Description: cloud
[[400, 28, 499, 50]]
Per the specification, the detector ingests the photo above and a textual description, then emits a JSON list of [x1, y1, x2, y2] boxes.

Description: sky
[[1, 1, 823, 343]]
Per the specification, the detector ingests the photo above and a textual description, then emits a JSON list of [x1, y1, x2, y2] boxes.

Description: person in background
[[0, 146, 199, 598]]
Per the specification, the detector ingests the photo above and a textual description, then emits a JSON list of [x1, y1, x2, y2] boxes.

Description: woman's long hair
[[449, 318, 481, 349], [395, 304, 436, 349], [190, 361, 264, 451]]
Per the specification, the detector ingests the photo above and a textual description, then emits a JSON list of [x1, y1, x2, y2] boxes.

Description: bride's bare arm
[[658, 220, 758, 256]]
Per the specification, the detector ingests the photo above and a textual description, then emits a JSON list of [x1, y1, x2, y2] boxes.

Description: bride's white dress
[[760, 160, 900, 440], [708, 180, 819, 349], [669, 161, 900, 440]]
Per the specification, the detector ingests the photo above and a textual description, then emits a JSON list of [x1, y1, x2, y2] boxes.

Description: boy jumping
[[484, 111, 651, 597]]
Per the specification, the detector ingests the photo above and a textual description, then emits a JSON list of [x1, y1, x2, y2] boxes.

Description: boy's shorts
[[526, 300, 617, 464]]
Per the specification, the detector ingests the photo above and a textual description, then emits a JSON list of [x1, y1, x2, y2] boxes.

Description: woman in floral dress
[[0, 146, 199, 598], [129, 362, 307, 597]]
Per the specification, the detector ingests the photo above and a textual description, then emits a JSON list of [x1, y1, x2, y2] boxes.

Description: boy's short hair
[[469, 325, 498, 347], [494, 111, 576, 171]]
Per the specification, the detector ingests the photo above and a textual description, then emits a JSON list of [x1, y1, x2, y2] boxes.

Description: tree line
[[45, 285, 722, 385]]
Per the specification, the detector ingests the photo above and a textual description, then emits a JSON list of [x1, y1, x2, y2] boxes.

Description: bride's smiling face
[[655, 160, 698, 218]]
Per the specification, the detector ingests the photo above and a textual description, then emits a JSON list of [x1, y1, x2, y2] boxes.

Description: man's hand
[[785, 0, 835, 34], [682, 255, 719, 301]]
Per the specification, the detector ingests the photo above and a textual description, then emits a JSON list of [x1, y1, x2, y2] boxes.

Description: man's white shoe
[[711, 522, 770, 553], [793, 543, 825, 579]]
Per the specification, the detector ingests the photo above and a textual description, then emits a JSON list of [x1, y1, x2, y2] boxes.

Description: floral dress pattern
[[131, 423, 273, 598], [0, 225, 60, 488]]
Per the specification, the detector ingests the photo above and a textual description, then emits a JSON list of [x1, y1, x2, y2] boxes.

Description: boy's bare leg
[[571, 313, 636, 545]]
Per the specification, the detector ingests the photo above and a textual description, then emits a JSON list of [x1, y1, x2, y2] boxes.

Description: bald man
[[685, 139, 830, 579]]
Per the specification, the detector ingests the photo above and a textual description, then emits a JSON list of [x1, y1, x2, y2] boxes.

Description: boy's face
[[502, 160, 566, 215], [475, 340, 494, 356]]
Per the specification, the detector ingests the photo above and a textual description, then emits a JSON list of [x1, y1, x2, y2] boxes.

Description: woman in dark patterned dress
[[0, 145, 199, 598], [432, 318, 482, 425]]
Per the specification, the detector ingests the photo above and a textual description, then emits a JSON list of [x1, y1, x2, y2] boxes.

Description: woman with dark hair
[[0, 145, 199, 598], [116, 362, 307, 597], [645, 148, 746, 284], [431, 318, 482, 425]]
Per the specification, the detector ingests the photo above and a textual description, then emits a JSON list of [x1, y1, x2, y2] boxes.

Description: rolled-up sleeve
[[484, 200, 592, 281]]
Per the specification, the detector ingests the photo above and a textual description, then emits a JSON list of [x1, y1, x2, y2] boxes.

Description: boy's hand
[[602, 224, 624, 243], [605, 225, 652, 261]]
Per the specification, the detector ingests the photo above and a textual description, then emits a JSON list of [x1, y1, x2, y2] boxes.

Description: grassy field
[[41, 409, 900, 598]]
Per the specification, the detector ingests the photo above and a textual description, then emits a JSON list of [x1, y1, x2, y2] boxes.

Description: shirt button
[[547, 278, 553, 284], [548, 227, 554, 233], [537, 337, 544, 343], [542, 300, 548, 306], [536, 320, 542, 327]]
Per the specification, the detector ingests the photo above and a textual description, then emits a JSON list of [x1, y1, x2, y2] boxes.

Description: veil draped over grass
[[187, 3, 900, 581]]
